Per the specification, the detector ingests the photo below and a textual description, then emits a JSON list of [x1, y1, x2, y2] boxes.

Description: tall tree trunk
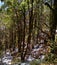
[[50, 0, 57, 41], [27, 0, 33, 52], [21, 6, 26, 62], [45, 0, 57, 41]]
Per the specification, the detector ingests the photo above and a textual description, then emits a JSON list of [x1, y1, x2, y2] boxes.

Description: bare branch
[[45, 2, 54, 11]]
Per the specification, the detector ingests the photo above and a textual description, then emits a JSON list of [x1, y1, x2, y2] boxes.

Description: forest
[[0, 0, 57, 65]]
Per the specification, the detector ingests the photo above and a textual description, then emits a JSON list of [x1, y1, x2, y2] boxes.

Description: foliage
[[44, 41, 57, 63], [30, 59, 41, 65], [0, 0, 57, 63]]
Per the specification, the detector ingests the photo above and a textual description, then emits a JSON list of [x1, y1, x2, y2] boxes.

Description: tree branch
[[45, 2, 54, 11]]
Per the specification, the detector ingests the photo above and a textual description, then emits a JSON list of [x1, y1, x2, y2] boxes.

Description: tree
[[45, 0, 57, 41]]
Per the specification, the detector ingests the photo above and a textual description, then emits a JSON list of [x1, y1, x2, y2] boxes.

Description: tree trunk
[[51, 0, 57, 41], [45, 0, 57, 41], [21, 6, 26, 62], [27, 0, 33, 51]]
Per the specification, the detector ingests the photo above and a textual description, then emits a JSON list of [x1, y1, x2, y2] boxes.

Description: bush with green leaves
[[30, 59, 41, 65], [45, 40, 57, 63]]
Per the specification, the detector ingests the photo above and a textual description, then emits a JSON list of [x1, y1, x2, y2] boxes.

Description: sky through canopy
[[0, 1, 4, 6]]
